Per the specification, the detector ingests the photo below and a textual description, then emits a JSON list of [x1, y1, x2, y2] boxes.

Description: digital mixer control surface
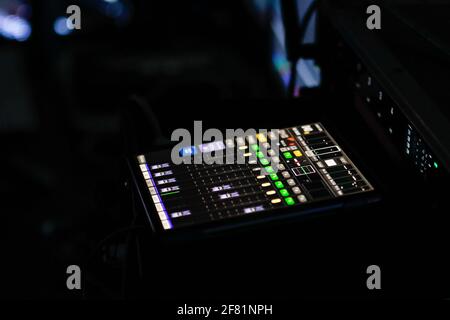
[[136, 123, 373, 231]]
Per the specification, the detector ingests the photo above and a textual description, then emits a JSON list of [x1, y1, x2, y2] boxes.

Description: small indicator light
[[433, 162, 438, 169], [269, 173, 279, 181], [283, 152, 293, 159], [284, 197, 295, 205], [274, 181, 284, 189], [265, 166, 274, 174]]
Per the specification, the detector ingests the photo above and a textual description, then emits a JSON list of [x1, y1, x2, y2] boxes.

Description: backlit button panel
[[137, 123, 373, 230]]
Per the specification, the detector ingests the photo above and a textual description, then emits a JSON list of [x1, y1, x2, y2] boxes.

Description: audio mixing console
[[133, 123, 374, 232]]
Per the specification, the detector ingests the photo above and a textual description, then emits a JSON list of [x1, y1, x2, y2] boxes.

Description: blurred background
[[2, 0, 449, 299], [2, 0, 310, 298]]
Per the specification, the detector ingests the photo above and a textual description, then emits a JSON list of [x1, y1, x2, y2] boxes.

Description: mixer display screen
[[136, 123, 373, 231]]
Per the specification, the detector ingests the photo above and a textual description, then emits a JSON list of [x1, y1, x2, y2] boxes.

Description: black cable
[[82, 224, 146, 299]]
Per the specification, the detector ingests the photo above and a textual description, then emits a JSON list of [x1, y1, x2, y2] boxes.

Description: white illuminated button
[[248, 160, 257, 164], [161, 220, 172, 230], [287, 179, 296, 186], [158, 211, 167, 220], [297, 195, 307, 203], [139, 164, 148, 172], [301, 125, 313, 133], [268, 149, 276, 156], [325, 159, 337, 167], [143, 171, 150, 179], [277, 164, 285, 171], [256, 175, 266, 179], [292, 187, 301, 194], [149, 187, 156, 195], [137, 155, 146, 164], [282, 171, 291, 178], [152, 195, 160, 204], [272, 156, 280, 163], [266, 190, 276, 195], [243, 152, 252, 157], [239, 145, 248, 150], [271, 198, 282, 204], [146, 180, 154, 188], [261, 182, 271, 187], [155, 203, 164, 212]]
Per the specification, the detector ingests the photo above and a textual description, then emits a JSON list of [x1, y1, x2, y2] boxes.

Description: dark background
[[1, 0, 449, 300]]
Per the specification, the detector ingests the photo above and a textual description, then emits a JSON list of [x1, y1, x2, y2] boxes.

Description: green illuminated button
[[279, 189, 289, 197], [274, 181, 284, 189], [260, 158, 269, 166], [256, 151, 264, 158], [265, 166, 274, 174], [283, 152, 293, 159], [284, 197, 295, 205], [251, 144, 259, 152], [434, 162, 439, 169], [269, 173, 279, 181]]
